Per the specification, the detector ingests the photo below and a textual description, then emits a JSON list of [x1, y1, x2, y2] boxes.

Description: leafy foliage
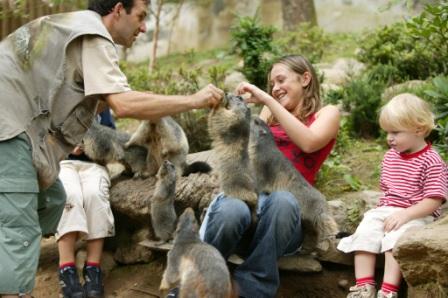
[[424, 76, 448, 161], [207, 65, 227, 90], [230, 16, 276, 89], [365, 63, 402, 87], [407, 2, 448, 75], [357, 22, 438, 82], [336, 75, 384, 138], [357, 2, 448, 83]]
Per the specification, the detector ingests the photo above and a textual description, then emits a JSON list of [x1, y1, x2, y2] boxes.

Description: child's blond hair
[[379, 93, 435, 137]]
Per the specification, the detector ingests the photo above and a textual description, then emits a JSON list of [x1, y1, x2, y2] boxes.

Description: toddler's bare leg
[[354, 251, 376, 279], [383, 251, 402, 285]]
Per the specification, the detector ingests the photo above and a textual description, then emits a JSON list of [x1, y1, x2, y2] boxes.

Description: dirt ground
[[33, 238, 356, 298]]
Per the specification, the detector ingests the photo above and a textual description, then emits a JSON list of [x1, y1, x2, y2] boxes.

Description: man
[[0, 0, 223, 296]]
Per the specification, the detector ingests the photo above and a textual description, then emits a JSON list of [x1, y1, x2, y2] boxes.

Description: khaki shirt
[[81, 36, 130, 96], [0, 11, 130, 189]]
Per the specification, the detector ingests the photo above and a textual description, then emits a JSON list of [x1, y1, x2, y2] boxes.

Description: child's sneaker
[[347, 284, 376, 298], [83, 265, 104, 298], [59, 266, 85, 298], [377, 290, 398, 298]]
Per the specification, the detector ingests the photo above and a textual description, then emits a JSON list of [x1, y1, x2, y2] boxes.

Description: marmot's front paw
[[250, 208, 258, 226], [243, 196, 258, 209], [124, 141, 132, 149], [159, 278, 170, 291]]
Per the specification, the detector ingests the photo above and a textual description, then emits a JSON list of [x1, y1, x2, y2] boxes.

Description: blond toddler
[[338, 93, 448, 298]]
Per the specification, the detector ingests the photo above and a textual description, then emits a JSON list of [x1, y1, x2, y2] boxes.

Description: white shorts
[[56, 160, 115, 240], [337, 206, 433, 253]]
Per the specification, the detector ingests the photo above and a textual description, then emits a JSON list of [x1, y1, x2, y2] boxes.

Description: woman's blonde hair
[[267, 55, 321, 125], [379, 93, 435, 137]]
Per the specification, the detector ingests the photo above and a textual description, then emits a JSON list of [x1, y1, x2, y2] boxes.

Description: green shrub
[[340, 77, 384, 138], [366, 64, 402, 87], [230, 16, 276, 89], [407, 2, 448, 75], [323, 87, 344, 105], [357, 22, 438, 82], [424, 76, 448, 161], [357, 2, 448, 81], [208, 65, 227, 90]]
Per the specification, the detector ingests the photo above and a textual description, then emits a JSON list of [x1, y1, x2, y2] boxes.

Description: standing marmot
[[150, 160, 177, 244], [249, 116, 339, 253], [207, 94, 258, 220], [159, 208, 233, 298]]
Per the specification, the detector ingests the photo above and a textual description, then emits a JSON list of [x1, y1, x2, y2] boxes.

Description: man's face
[[115, 0, 148, 47]]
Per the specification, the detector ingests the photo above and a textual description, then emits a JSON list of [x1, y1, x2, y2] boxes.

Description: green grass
[[316, 139, 386, 199]]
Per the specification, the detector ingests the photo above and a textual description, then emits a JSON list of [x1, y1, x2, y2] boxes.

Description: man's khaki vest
[[0, 10, 116, 190]]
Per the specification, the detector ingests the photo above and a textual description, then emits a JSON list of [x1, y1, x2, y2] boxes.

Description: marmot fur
[[249, 116, 339, 253], [207, 94, 258, 217], [160, 208, 233, 298], [81, 121, 147, 178], [150, 160, 177, 244], [125, 117, 211, 177], [81, 121, 128, 166]]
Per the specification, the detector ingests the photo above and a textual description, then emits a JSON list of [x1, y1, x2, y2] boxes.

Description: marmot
[[125, 117, 211, 177], [207, 94, 258, 219], [121, 143, 148, 179], [81, 121, 148, 178], [81, 121, 129, 166], [248, 116, 339, 253], [81, 121, 128, 166], [159, 208, 233, 298], [151, 160, 177, 244]]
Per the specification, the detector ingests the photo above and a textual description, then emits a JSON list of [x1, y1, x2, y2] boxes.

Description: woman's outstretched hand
[[236, 82, 272, 105]]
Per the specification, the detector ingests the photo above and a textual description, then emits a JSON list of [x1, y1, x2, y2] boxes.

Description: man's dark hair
[[88, 0, 135, 15]]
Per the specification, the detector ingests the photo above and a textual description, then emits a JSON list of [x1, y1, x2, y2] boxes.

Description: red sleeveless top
[[269, 114, 335, 185]]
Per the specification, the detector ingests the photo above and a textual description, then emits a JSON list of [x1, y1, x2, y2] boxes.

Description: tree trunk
[[281, 0, 317, 31], [149, 0, 164, 72], [167, 0, 184, 55]]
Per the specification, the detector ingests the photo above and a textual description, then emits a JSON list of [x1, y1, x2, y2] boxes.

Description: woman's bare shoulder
[[316, 104, 340, 119]]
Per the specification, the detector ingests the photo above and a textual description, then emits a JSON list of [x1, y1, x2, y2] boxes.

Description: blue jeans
[[199, 191, 303, 298]]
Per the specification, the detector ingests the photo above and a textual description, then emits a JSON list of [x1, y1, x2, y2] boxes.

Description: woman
[[198, 55, 340, 298], [238, 54, 340, 185]]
